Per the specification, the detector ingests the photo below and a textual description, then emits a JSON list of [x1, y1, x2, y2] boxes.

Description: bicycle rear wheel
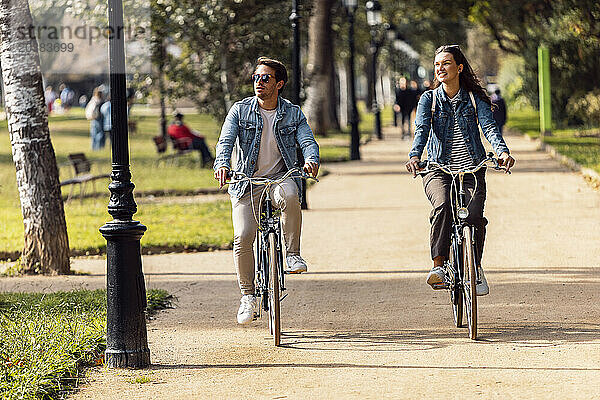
[[448, 237, 463, 328], [462, 225, 478, 340], [267, 232, 281, 346]]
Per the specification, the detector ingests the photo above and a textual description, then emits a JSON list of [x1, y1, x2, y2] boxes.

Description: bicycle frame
[[417, 154, 508, 338], [255, 190, 285, 315], [227, 168, 317, 338]]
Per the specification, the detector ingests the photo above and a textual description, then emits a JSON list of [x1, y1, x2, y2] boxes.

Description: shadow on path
[[149, 362, 599, 372]]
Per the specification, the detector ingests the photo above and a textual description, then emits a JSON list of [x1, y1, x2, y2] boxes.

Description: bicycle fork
[[455, 173, 480, 283], [261, 194, 287, 303]]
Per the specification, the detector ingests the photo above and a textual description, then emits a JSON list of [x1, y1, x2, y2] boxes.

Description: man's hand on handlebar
[[303, 161, 319, 178], [406, 156, 422, 177], [498, 152, 515, 173], [214, 166, 230, 189]]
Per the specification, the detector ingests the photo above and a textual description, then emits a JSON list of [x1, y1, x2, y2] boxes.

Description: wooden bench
[[60, 153, 111, 202]]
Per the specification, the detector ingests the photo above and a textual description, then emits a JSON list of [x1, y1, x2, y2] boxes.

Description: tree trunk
[[365, 43, 374, 110], [303, 0, 336, 136], [0, 0, 70, 274], [328, 52, 340, 130]]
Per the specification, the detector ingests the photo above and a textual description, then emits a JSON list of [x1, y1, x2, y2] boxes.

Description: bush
[[567, 90, 600, 128]]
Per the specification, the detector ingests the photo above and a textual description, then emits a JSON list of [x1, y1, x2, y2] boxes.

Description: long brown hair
[[433, 45, 491, 105]]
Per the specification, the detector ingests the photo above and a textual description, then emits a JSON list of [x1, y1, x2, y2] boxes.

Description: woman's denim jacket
[[409, 87, 510, 164], [214, 96, 319, 201]]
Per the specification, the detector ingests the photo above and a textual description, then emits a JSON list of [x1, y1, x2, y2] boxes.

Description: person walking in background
[[100, 97, 111, 143], [44, 86, 57, 114], [167, 111, 214, 166], [394, 77, 414, 140], [85, 87, 105, 150], [491, 88, 507, 134], [59, 83, 75, 112], [407, 80, 420, 138]]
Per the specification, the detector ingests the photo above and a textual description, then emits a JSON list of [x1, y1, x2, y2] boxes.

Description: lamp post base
[[375, 110, 382, 140], [350, 120, 360, 160], [100, 220, 150, 369], [105, 349, 150, 369]]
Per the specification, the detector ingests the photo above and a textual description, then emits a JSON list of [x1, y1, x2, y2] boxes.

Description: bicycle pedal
[[431, 282, 448, 290]]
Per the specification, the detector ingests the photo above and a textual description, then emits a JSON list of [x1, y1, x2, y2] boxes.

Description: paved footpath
[[2, 128, 599, 399]]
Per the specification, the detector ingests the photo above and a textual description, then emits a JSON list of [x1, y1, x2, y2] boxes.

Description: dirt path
[[2, 128, 599, 399]]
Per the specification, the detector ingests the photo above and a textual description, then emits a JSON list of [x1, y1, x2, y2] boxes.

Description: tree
[[162, 0, 293, 121], [469, 0, 600, 123], [0, 0, 70, 274], [303, 0, 338, 136]]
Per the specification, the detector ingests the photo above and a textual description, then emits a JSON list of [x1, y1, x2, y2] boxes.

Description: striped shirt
[[448, 91, 474, 170]]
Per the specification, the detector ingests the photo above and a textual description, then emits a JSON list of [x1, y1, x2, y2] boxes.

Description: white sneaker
[[237, 295, 257, 324], [426, 266, 446, 287], [476, 266, 489, 296], [285, 254, 307, 274]]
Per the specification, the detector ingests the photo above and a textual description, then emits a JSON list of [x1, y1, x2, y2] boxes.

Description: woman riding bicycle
[[405, 45, 515, 296]]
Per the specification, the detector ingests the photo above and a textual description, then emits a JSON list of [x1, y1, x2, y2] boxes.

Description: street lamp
[[366, 0, 383, 140], [290, 0, 301, 107], [388, 24, 400, 128], [100, 0, 150, 368], [366, 0, 382, 26], [342, 0, 360, 160], [289, 0, 308, 209]]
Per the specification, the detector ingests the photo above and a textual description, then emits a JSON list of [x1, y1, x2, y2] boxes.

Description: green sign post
[[538, 45, 552, 137]]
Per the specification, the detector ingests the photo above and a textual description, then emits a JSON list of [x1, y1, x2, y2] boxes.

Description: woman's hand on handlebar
[[214, 167, 230, 189], [406, 156, 422, 177], [303, 161, 319, 178]]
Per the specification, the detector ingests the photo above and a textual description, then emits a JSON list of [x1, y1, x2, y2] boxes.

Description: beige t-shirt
[[255, 107, 286, 177]]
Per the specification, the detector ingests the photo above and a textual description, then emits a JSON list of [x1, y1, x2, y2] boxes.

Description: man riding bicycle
[[214, 57, 320, 324], [406, 45, 515, 296]]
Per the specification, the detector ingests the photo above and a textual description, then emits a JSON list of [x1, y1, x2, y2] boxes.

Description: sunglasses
[[252, 73, 275, 84]]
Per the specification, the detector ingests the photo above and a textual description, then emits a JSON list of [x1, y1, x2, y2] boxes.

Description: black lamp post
[[290, 0, 308, 209], [343, 0, 360, 160], [290, 0, 301, 106], [387, 24, 399, 128], [100, 0, 150, 369], [366, 0, 383, 140]]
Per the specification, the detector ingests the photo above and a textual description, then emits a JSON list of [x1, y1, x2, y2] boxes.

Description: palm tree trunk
[[0, 0, 70, 274]]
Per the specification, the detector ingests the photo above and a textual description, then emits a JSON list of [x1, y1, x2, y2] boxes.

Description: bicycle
[[227, 167, 318, 346], [416, 153, 509, 340]]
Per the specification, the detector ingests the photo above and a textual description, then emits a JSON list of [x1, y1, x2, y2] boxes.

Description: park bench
[[153, 135, 199, 166], [59, 153, 111, 202]]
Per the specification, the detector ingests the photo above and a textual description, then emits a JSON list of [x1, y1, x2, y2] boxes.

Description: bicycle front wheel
[[448, 237, 463, 328], [462, 225, 478, 340], [267, 232, 281, 346]]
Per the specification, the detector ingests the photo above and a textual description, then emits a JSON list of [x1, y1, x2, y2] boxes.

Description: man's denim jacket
[[214, 96, 320, 201], [409, 87, 510, 164]]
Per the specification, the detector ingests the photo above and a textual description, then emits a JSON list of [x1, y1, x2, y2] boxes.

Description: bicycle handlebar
[[415, 152, 511, 176], [225, 167, 319, 185]]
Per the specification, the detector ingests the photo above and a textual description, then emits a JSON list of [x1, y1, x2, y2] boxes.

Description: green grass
[[0, 106, 369, 259], [319, 145, 352, 162], [0, 288, 172, 400], [129, 375, 152, 384], [0, 104, 392, 260], [0, 198, 234, 258], [507, 108, 600, 173]]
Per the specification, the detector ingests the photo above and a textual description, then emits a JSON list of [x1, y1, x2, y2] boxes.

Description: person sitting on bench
[[167, 111, 214, 166]]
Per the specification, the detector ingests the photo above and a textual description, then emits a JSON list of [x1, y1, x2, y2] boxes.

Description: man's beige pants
[[231, 178, 301, 295]]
